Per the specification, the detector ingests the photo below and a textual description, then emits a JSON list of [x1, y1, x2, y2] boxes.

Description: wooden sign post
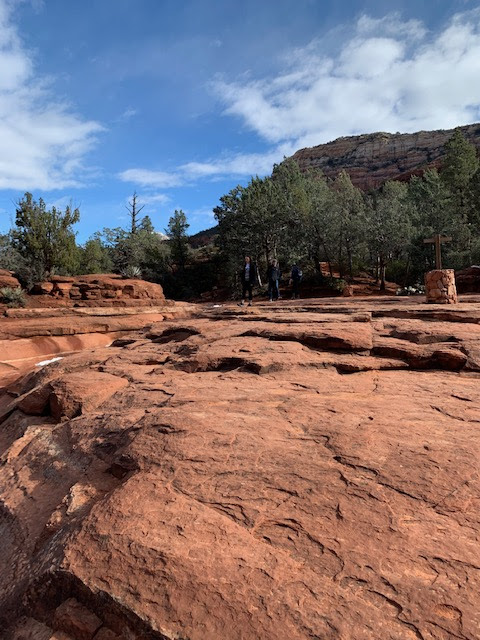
[[423, 234, 452, 270]]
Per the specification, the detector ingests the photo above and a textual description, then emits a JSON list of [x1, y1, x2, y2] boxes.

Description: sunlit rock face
[[292, 122, 480, 189], [1, 297, 480, 640]]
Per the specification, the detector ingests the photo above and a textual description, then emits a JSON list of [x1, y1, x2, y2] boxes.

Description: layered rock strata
[[292, 122, 480, 189], [29, 275, 167, 307], [425, 269, 458, 304], [1, 297, 480, 639], [0, 304, 194, 387], [0, 269, 21, 289]]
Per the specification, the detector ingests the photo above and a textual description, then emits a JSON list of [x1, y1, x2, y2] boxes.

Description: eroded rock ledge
[[1, 298, 480, 639]]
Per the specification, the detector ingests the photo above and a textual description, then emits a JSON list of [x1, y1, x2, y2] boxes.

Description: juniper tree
[[11, 193, 80, 282], [166, 209, 190, 269]]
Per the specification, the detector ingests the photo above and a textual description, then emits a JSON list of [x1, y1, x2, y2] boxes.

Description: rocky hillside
[[292, 122, 480, 190]]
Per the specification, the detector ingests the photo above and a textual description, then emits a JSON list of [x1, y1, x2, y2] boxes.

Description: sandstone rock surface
[[28, 275, 167, 307], [292, 122, 480, 189], [0, 269, 21, 289], [1, 297, 480, 639], [0, 304, 194, 388]]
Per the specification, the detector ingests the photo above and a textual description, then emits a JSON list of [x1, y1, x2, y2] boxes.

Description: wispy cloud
[[116, 107, 138, 123], [212, 10, 480, 148], [119, 10, 480, 191], [136, 192, 171, 206], [118, 168, 183, 188], [0, 0, 103, 190], [119, 145, 294, 190]]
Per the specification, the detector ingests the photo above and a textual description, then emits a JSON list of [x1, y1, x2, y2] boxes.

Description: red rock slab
[[48, 371, 129, 420], [0, 313, 167, 340], [2, 299, 480, 639], [241, 321, 373, 351], [56, 366, 479, 639], [0, 333, 121, 363], [0, 274, 21, 289]]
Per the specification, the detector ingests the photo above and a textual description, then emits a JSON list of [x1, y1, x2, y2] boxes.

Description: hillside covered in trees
[[1, 128, 480, 301], [214, 129, 480, 292]]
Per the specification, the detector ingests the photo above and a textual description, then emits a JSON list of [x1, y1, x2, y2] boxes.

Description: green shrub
[[120, 265, 142, 279], [0, 286, 26, 307], [327, 277, 347, 292]]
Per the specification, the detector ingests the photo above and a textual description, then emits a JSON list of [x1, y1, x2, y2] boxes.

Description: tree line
[[1, 129, 480, 300], [214, 129, 480, 291], [0, 192, 196, 298]]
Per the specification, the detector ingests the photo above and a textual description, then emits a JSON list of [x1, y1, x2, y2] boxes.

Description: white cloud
[[0, 0, 103, 190], [136, 192, 171, 206], [187, 205, 215, 224], [116, 107, 138, 122], [212, 10, 480, 148], [180, 145, 294, 178], [118, 168, 183, 188], [356, 14, 426, 41], [119, 10, 480, 191], [119, 147, 292, 191]]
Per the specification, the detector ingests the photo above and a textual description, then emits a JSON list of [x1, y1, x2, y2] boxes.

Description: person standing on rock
[[267, 259, 281, 302], [290, 263, 303, 299], [239, 256, 257, 306]]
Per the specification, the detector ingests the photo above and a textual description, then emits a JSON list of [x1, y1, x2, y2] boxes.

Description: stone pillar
[[424, 269, 458, 304]]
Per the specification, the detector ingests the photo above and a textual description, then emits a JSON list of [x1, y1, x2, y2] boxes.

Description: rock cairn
[[425, 269, 458, 304]]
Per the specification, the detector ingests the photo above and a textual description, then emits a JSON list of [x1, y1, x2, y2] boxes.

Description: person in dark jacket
[[239, 256, 257, 305], [267, 259, 281, 301], [290, 263, 303, 299]]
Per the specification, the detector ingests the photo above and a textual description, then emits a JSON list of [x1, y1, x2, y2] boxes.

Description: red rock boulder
[[0, 269, 21, 289]]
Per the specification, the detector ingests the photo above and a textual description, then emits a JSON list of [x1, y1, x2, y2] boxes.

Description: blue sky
[[1, 0, 480, 241]]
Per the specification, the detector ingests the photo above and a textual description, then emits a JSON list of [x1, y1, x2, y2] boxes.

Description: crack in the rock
[[431, 404, 480, 424]]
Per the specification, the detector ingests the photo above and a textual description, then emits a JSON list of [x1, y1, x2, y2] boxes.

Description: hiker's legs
[[293, 280, 299, 298], [273, 279, 279, 300], [241, 283, 248, 304]]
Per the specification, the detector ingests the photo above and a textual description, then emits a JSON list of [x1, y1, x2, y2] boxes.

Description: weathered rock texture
[[425, 269, 458, 304], [292, 122, 480, 189], [0, 269, 21, 289], [1, 297, 480, 639], [29, 275, 167, 307], [0, 304, 194, 387]]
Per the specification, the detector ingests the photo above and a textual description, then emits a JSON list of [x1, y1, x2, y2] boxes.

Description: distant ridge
[[291, 122, 480, 190], [189, 225, 218, 249]]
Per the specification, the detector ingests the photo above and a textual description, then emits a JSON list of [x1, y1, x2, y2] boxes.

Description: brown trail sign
[[423, 234, 452, 270]]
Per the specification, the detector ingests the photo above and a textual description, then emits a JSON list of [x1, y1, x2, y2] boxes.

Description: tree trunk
[[379, 257, 386, 291], [347, 243, 353, 282], [321, 241, 334, 279], [402, 257, 410, 288], [338, 230, 344, 279]]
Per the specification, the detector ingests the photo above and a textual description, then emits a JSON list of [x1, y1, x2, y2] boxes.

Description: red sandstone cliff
[[292, 122, 480, 190]]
